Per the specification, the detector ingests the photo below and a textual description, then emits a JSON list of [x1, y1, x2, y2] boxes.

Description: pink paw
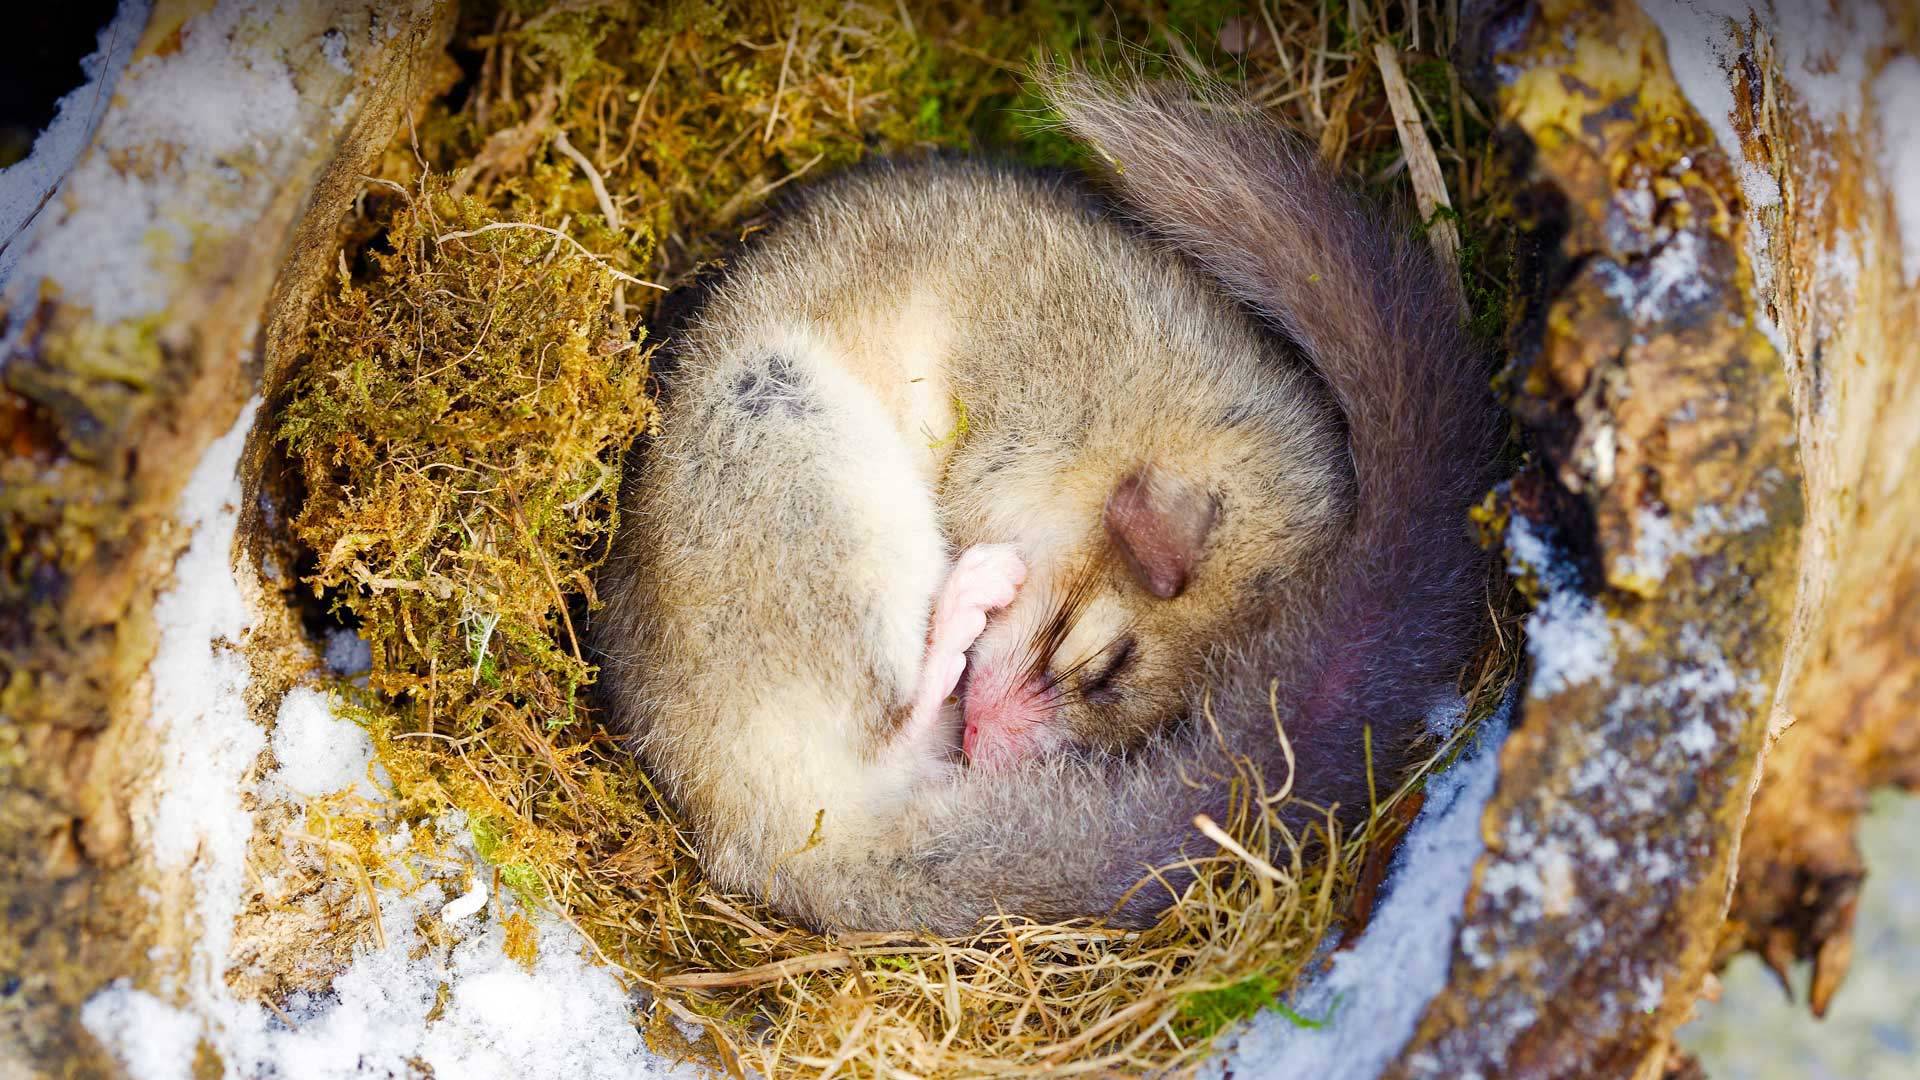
[[906, 544, 1026, 735]]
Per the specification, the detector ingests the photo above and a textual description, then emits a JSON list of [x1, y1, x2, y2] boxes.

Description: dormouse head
[[957, 451, 1342, 770]]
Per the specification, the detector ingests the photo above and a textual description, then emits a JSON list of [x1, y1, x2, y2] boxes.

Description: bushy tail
[[1046, 72, 1495, 531], [1046, 72, 1502, 820]]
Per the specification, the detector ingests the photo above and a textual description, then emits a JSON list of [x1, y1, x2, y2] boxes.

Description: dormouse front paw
[[896, 544, 1027, 754]]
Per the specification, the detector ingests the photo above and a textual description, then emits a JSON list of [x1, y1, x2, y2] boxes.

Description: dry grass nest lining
[[269, 2, 1521, 1075]]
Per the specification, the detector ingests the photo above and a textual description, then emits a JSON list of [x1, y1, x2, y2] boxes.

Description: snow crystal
[[1761, 1, 1884, 127], [1508, 516, 1618, 697], [0, 0, 147, 293], [1635, 231, 1713, 317], [1606, 183, 1660, 254], [1201, 697, 1513, 1080], [1674, 717, 1717, 756], [95, 9, 302, 157], [321, 28, 351, 75], [1640, 2, 1786, 358], [1595, 229, 1715, 326], [1616, 493, 1771, 589], [1424, 693, 1469, 740], [1874, 56, 1920, 284], [419, 916, 673, 1079], [1523, 590, 1616, 697]]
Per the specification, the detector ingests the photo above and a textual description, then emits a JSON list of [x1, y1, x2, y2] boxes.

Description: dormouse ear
[[1103, 467, 1219, 599]]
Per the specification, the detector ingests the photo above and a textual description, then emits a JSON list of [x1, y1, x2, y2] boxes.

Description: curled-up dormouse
[[591, 73, 1500, 934]]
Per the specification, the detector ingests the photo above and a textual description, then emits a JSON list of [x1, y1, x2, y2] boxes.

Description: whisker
[[1017, 550, 1119, 687]]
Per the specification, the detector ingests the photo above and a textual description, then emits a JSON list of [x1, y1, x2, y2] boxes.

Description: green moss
[[1460, 216, 1516, 346], [1178, 973, 1280, 1039], [469, 815, 507, 863], [1176, 973, 1334, 1042], [498, 860, 548, 903]]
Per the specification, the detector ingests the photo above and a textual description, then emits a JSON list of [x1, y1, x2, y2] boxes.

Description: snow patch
[[80, 981, 204, 1080], [1449, 608, 1760, 1068], [1509, 516, 1619, 697], [1874, 56, 1920, 284], [1646, 0, 1890, 362], [1523, 590, 1616, 697], [142, 398, 266, 1020], [215, 869, 682, 1080], [1424, 692, 1470, 740], [0, 0, 148, 294], [4, 0, 306, 327], [270, 687, 376, 799], [417, 913, 667, 1079], [1761, 1, 1883, 127], [322, 626, 372, 676], [81, 399, 692, 1078], [1201, 697, 1513, 1079], [95, 712, 689, 1078], [1647, 1, 1883, 150], [1645, 2, 1747, 166], [321, 28, 351, 75], [1616, 493, 1772, 588], [1595, 229, 1715, 326]]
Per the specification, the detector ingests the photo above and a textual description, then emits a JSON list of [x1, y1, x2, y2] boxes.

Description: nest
[[269, 2, 1520, 1075]]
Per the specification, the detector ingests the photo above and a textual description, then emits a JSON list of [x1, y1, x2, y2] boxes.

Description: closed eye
[[1079, 636, 1137, 705]]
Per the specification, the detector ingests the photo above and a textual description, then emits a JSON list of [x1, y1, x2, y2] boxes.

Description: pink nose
[[962, 672, 1051, 769]]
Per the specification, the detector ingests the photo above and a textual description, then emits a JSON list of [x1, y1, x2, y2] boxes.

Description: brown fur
[[591, 77, 1499, 933]]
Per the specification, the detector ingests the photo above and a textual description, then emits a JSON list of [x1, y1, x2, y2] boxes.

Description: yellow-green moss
[[280, 179, 648, 724]]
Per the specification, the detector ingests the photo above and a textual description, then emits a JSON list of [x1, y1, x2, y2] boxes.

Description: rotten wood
[[1389, 0, 1805, 1074], [1707, 4, 1920, 1020], [3, 1, 1914, 1076], [0, 2, 454, 1073], [1389, 0, 1920, 1074]]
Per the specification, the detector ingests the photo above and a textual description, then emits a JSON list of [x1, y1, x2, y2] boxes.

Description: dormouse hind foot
[[900, 544, 1027, 751]]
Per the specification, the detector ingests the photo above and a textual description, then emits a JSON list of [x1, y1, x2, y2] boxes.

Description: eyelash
[[1080, 637, 1136, 704]]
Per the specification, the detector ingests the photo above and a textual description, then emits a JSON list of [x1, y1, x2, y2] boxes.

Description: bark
[[1712, 2, 1920, 1020], [0, 2, 452, 1072], [1388, 1, 1919, 1076]]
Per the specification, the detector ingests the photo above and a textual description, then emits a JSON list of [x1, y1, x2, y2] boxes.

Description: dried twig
[[662, 950, 854, 990], [1194, 814, 1292, 887], [434, 222, 665, 290], [552, 129, 623, 233], [1374, 42, 1468, 316], [764, 16, 800, 145]]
